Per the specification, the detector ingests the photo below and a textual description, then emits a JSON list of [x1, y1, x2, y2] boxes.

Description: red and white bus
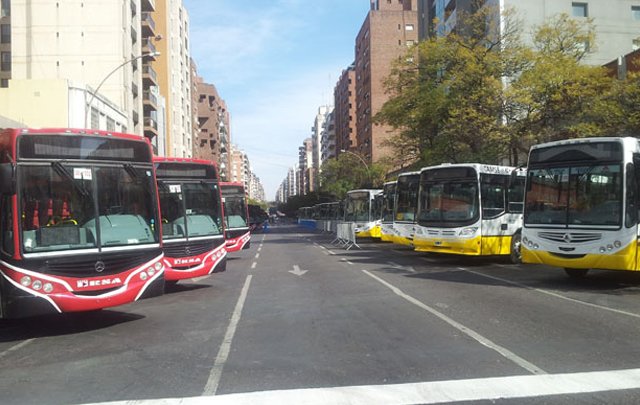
[[0, 128, 165, 318], [220, 182, 251, 252], [154, 158, 227, 283]]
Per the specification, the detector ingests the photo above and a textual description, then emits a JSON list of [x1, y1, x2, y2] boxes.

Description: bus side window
[[626, 163, 637, 228], [508, 177, 525, 214]]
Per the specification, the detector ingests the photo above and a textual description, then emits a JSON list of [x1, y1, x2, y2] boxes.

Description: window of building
[[633, 6, 640, 20], [405, 24, 414, 31], [0, 51, 10, 72], [0, 78, 7, 88], [406, 40, 415, 47], [0, 24, 9, 44], [90, 107, 99, 129], [1, 0, 9, 17], [572, 2, 588, 17], [106, 117, 115, 132]]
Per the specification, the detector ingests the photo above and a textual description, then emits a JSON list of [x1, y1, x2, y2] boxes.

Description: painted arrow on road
[[289, 265, 308, 276]]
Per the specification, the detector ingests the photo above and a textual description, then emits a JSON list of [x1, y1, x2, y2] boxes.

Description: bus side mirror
[[0, 163, 15, 195]]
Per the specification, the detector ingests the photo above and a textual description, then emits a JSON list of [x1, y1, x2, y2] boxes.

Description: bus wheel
[[510, 233, 522, 264], [564, 268, 589, 278]]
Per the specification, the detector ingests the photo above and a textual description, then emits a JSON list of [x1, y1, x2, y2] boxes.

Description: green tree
[[376, 6, 627, 167], [319, 153, 387, 199]]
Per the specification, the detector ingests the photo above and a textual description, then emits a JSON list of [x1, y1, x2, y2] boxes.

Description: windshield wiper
[[51, 161, 90, 198]]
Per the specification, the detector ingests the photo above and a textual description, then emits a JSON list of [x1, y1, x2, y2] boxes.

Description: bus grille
[[163, 240, 218, 258], [538, 232, 602, 243], [43, 250, 159, 277]]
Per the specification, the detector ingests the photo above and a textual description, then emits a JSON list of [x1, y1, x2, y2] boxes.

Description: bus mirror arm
[[0, 163, 16, 195]]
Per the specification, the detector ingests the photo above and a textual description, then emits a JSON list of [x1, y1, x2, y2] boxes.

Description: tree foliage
[[319, 153, 387, 200], [375, 5, 637, 168]]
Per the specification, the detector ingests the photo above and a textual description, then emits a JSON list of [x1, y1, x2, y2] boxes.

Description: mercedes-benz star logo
[[563, 233, 572, 243], [95, 261, 106, 273]]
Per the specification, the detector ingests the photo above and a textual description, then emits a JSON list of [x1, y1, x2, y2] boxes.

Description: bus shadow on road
[[405, 264, 640, 297], [0, 310, 145, 342], [163, 283, 211, 295]]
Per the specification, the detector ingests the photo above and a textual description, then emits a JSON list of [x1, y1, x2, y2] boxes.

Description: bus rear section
[[221, 182, 251, 252], [155, 158, 227, 282], [0, 129, 165, 319], [522, 137, 638, 277], [392, 172, 420, 247], [413, 164, 525, 263]]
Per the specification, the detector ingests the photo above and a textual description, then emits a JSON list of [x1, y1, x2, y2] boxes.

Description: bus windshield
[[382, 184, 396, 222], [345, 192, 370, 222], [525, 164, 622, 227], [224, 195, 248, 228], [396, 176, 419, 222], [418, 181, 479, 226], [20, 163, 159, 253], [159, 181, 223, 239]]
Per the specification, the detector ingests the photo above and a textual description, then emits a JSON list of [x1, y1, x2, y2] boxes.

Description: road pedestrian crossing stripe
[[92, 367, 640, 405]]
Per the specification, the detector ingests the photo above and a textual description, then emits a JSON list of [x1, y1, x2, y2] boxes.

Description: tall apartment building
[[192, 71, 231, 179], [334, 65, 358, 156], [0, 0, 160, 136], [320, 109, 336, 164], [419, 0, 640, 66], [153, 0, 192, 157], [298, 138, 314, 195], [355, 0, 418, 163], [248, 172, 266, 202]]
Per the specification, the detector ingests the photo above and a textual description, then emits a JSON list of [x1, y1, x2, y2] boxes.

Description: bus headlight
[[140, 272, 148, 281], [43, 283, 54, 293], [614, 240, 622, 249], [522, 237, 529, 244], [154, 262, 163, 271], [20, 276, 32, 287], [533, 244, 539, 249], [459, 227, 478, 237], [600, 247, 606, 253], [147, 267, 155, 276], [32, 280, 42, 291], [607, 244, 613, 251]]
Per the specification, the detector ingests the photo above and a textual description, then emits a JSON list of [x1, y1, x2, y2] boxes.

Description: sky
[[183, 0, 371, 200]]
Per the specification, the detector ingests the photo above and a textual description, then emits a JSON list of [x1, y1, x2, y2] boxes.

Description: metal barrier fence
[[332, 222, 359, 250]]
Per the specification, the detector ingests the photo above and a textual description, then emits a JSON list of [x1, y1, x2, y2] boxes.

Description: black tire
[[510, 232, 522, 264], [564, 268, 589, 278]]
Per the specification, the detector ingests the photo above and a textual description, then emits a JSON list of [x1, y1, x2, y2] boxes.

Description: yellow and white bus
[[380, 181, 397, 242], [392, 171, 420, 246], [522, 137, 637, 277], [344, 189, 383, 238], [413, 163, 525, 263]]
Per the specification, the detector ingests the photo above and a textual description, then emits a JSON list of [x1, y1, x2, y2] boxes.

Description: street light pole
[[84, 51, 160, 129], [340, 149, 371, 187]]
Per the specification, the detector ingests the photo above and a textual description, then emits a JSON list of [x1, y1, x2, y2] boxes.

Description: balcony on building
[[142, 64, 158, 86], [141, 0, 155, 12], [143, 90, 158, 112], [132, 81, 139, 99], [130, 0, 137, 17], [141, 38, 157, 58], [141, 13, 156, 38], [144, 114, 158, 139]]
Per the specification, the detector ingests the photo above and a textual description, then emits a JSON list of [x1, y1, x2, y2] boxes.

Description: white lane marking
[[255, 253, 260, 259], [464, 269, 640, 320], [362, 270, 545, 375], [251, 262, 257, 269], [0, 339, 35, 359], [388, 261, 417, 273], [257, 247, 262, 252], [91, 367, 640, 405], [202, 274, 253, 395]]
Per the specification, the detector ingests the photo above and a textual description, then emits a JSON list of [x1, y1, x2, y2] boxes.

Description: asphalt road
[[2, 224, 640, 404]]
